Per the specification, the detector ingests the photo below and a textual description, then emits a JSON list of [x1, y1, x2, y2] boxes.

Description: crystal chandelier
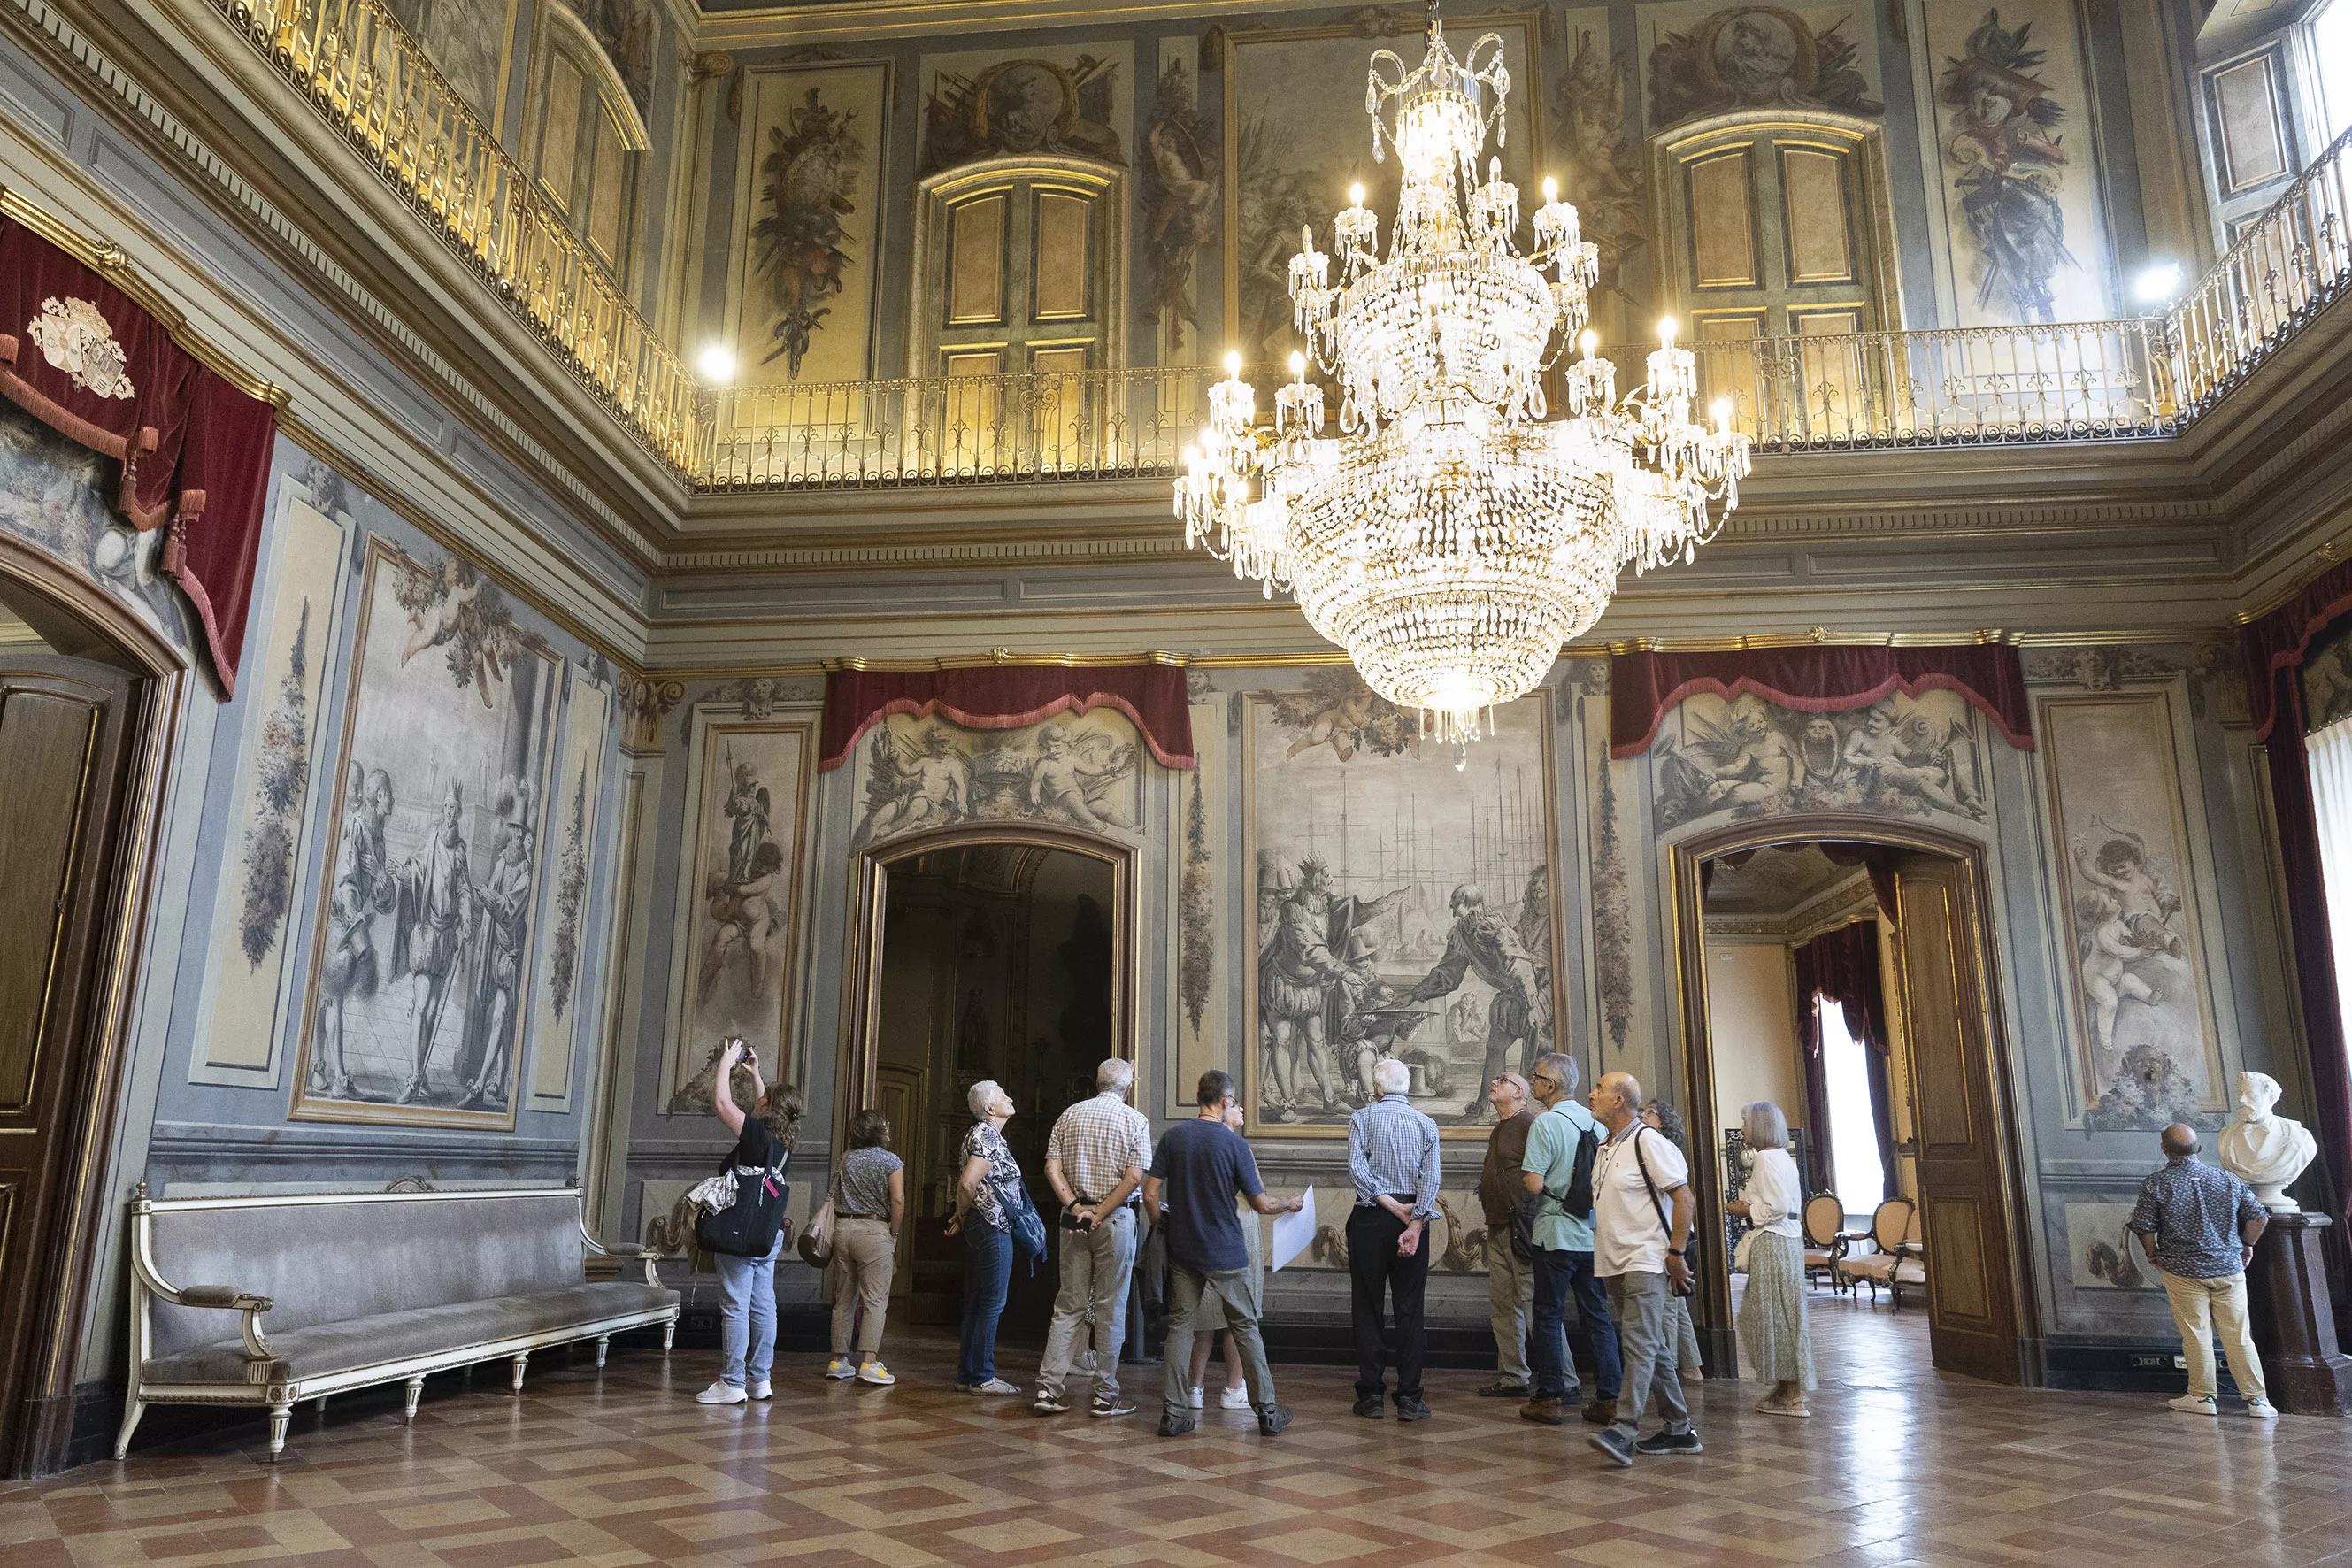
[[1176, 1, 1750, 756]]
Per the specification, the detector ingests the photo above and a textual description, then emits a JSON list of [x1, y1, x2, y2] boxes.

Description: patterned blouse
[[961, 1120, 1024, 1233]]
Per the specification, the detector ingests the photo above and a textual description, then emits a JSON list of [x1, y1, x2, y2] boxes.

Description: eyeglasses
[[1531, 1074, 1559, 1088]]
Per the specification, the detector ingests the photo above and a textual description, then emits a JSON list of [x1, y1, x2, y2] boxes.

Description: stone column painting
[[1242, 676, 1562, 1135], [289, 540, 561, 1128]]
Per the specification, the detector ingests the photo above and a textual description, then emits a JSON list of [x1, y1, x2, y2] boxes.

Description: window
[[2315, 0, 2352, 142], [1817, 995, 1886, 1218], [2307, 714, 2352, 1048]]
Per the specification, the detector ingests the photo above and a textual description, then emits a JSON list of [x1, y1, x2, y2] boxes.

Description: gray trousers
[[1487, 1227, 1534, 1384], [1605, 1270, 1692, 1440], [1038, 1206, 1137, 1400], [1163, 1261, 1277, 1418]]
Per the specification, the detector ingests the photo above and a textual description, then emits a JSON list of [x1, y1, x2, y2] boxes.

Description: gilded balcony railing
[[2170, 120, 2352, 412], [214, 0, 696, 473]]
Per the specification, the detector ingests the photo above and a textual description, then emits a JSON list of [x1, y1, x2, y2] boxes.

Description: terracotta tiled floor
[[8, 1289, 2351, 1567]]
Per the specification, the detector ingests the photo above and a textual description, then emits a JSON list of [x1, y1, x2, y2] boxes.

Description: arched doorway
[[1667, 816, 2041, 1387], [0, 538, 182, 1475], [841, 824, 1139, 1334]]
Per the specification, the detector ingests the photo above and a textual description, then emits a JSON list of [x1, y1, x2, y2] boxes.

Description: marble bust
[[2217, 1072, 2317, 1211]]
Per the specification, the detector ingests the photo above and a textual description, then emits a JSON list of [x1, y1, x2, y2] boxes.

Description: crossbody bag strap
[[1628, 1126, 1674, 1239]]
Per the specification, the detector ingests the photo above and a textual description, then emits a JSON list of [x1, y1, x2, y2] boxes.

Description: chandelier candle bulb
[[1172, 0, 1746, 750]]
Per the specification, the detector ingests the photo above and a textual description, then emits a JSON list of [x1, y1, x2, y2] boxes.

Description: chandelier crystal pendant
[[1176, 0, 1750, 758]]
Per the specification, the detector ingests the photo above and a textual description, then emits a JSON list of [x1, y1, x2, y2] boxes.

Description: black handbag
[[696, 1146, 791, 1258]]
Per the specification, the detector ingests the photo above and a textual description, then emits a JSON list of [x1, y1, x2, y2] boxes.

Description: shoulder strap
[[1533, 1106, 1577, 1202], [1627, 1126, 1674, 1237]]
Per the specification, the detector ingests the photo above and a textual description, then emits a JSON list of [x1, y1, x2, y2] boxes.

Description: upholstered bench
[[119, 1183, 679, 1460]]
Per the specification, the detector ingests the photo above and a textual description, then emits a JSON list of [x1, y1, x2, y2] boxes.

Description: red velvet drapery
[[2239, 581, 2352, 1235], [819, 661, 1196, 772], [1610, 644, 2035, 759], [0, 219, 275, 695], [1791, 919, 1894, 1197]]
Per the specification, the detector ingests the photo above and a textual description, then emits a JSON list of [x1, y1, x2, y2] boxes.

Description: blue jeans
[[716, 1235, 781, 1388], [1531, 1247, 1621, 1402], [959, 1220, 1012, 1386]]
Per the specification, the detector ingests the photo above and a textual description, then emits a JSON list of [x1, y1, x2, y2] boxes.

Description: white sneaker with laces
[[748, 1379, 772, 1400], [696, 1381, 747, 1405], [1219, 1385, 1250, 1410], [973, 1377, 1021, 1395], [858, 1361, 897, 1387], [2246, 1398, 2279, 1419], [2168, 1394, 2217, 1416], [1188, 1386, 1205, 1409]]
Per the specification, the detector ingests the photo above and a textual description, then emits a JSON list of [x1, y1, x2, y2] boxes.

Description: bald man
[[2127, 1122, 2274, 1418], [1585, 1071, 1700, 1465]]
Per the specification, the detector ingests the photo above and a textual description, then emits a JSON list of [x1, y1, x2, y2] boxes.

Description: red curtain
[[1791, 919, 1894, 1196], [2238, 588, 2352, 1239], [0, 220, 275, 695], [819, 661, 1196, 772], [1611, 643, 2035, 758]]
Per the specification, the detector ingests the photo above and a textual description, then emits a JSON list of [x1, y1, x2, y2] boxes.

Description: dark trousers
[[1348, 1204, 1429, 1401], [958, 1221, 1011, 1387], [1531, 1246, 1622, 1401]]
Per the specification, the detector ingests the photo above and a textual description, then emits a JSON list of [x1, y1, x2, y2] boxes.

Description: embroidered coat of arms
[[27, 296, 135, 400]]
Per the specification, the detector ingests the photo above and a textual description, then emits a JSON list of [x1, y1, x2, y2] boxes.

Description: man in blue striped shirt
[[1348, 1059, 1442, 1421]]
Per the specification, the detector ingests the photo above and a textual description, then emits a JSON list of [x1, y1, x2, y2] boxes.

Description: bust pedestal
[[2244, 1211, 2352, 1415]]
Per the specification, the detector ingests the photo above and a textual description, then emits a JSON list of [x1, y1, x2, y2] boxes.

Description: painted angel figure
[[1025, 724, 1138, 833], [1270, 670, 1422, 762], [2072, 819, 2183, 956], [852, 724, 969, 846], [1658, 694, 1802, 819], [395, 555, 522, 707]]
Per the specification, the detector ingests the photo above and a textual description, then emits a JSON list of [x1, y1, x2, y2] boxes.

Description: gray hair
[[1741, 1100, 1789, 1150], [967, 1079, 1007, 1119], [1372, 1057, 1411, 1095], [1534, 1051, 1580, 1095], [1095, 1057, 1135, 1095]]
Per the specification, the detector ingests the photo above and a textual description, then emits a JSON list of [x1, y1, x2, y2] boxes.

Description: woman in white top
[[1726, 1101, 1815, 1416]]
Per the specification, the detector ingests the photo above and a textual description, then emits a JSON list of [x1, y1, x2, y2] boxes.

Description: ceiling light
[[695, 342, 737, 384]]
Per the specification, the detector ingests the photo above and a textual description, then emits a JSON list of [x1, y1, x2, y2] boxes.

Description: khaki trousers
[[829, 1217, 896, 1358], [2158, 1267, 2265, 1403], [1485, 1226, 1534, 1384]]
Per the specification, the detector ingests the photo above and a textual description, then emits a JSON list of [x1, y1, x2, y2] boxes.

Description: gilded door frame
[[0, 534, 188, 1476], [838, 822, 1141, 1137], [1664, 813, 2041, 1383]]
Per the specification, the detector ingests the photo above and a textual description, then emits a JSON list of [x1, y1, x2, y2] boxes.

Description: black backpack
[[1510, 1106, 1600, 1257], [696, 1142, 791, 1258]]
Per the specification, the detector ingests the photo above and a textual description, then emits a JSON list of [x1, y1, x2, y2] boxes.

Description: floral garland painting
[[237, 597, 312, 965], [753, 87, 864, 378]]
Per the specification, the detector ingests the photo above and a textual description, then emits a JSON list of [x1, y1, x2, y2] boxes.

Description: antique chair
[[1802, 1194, 1854, 1291], [1836, 1196, 1927, 1307]]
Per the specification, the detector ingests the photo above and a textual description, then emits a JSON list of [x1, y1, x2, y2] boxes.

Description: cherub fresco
[[852, 714, 1144, 846], [2069, 819, 2186, 1057], [1655, 691, 1987, 827], [1269, 669, 1424, 762], [853, 724, 971, 846], [395, 553, 531, 708]]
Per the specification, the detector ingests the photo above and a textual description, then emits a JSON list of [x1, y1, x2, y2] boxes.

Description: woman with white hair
[[1726, 1100, 1815, 1416], [947, 1079, 1025, 1395]]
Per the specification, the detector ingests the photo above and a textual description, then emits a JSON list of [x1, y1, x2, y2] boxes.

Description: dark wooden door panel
[[0, 689, 100, 1112], [1895, 856, 2025, 1385]]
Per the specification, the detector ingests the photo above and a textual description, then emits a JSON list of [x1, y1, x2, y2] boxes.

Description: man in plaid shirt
[[1034, 1058, 1153, 1418], [2127, 1122, 2274, 1418]]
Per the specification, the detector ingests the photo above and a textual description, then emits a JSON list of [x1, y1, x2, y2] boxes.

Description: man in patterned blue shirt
[[2127, 1122, 2274, 1418], [1348, 1058, 1442, 1421]]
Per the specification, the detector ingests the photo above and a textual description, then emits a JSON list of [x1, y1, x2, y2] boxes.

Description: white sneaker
[[858, 1361, 897, 1387], [2246, 1398, 2279, 1419], [2168, 1394, 2217, 1416], [696, 1381, 747, 1405], [1188, 1386, 1205, 1409], [1219, 1385, 1250, 1410], [826, 1357, 856, 1380], [748, 1379, 772, 1401], [973, 1377, 1021, 1395]]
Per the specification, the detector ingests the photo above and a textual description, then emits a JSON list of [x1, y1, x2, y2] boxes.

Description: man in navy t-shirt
[[1144, 1069, 1304, 1438]]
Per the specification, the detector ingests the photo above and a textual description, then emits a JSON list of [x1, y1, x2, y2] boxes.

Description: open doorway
[[1672, 824, 2040, 1390], [0, 559, 173, 1475], [842, 827, 1134, 1341]]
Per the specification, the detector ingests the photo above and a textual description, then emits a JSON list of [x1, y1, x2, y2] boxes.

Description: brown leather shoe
[[1519, 1397, 1564, 1426], [1580, 1398, 1618, 1426]]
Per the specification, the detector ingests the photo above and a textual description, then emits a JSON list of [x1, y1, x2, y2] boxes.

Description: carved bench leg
[[313, 1395, 328, 1413], [595, 1335, 610, 1370], [113, 1395, 146, 1461], [511, 1353, 528, 1394], [662, 1317, 676, 1355], [268, 1404, 291, 1462], [404, 1377, 425, 1420]]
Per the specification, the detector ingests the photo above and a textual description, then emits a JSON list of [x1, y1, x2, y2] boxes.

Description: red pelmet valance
[[1610, 643, 2035, 759], [2241, 557, 2352, 742], [819, 661, 1196, 772], [0, 219, 276, 696]]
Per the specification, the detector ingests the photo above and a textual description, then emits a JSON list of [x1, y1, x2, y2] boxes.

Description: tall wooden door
[[0, 654, 137, 1473], [1892, 854, 2030, 1384]]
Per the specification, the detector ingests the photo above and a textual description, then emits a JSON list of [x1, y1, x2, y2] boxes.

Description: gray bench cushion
[[144, 1282, 678, 1385]]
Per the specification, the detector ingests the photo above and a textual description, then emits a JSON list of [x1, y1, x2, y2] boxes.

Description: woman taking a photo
[[1728, 1100, 1816, 1417], [698, 1040, 803, 1405], [947, 1079, 1025, 1395], [826, 1109, 905, 1387]]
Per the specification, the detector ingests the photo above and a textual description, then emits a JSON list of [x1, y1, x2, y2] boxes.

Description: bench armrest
[[581, 1226, 664, 1287], [175, 1285, 276, 1312]]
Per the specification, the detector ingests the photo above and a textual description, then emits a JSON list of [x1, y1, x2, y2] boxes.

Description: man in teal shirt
[[1518, 1051, 1621, 1426]]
